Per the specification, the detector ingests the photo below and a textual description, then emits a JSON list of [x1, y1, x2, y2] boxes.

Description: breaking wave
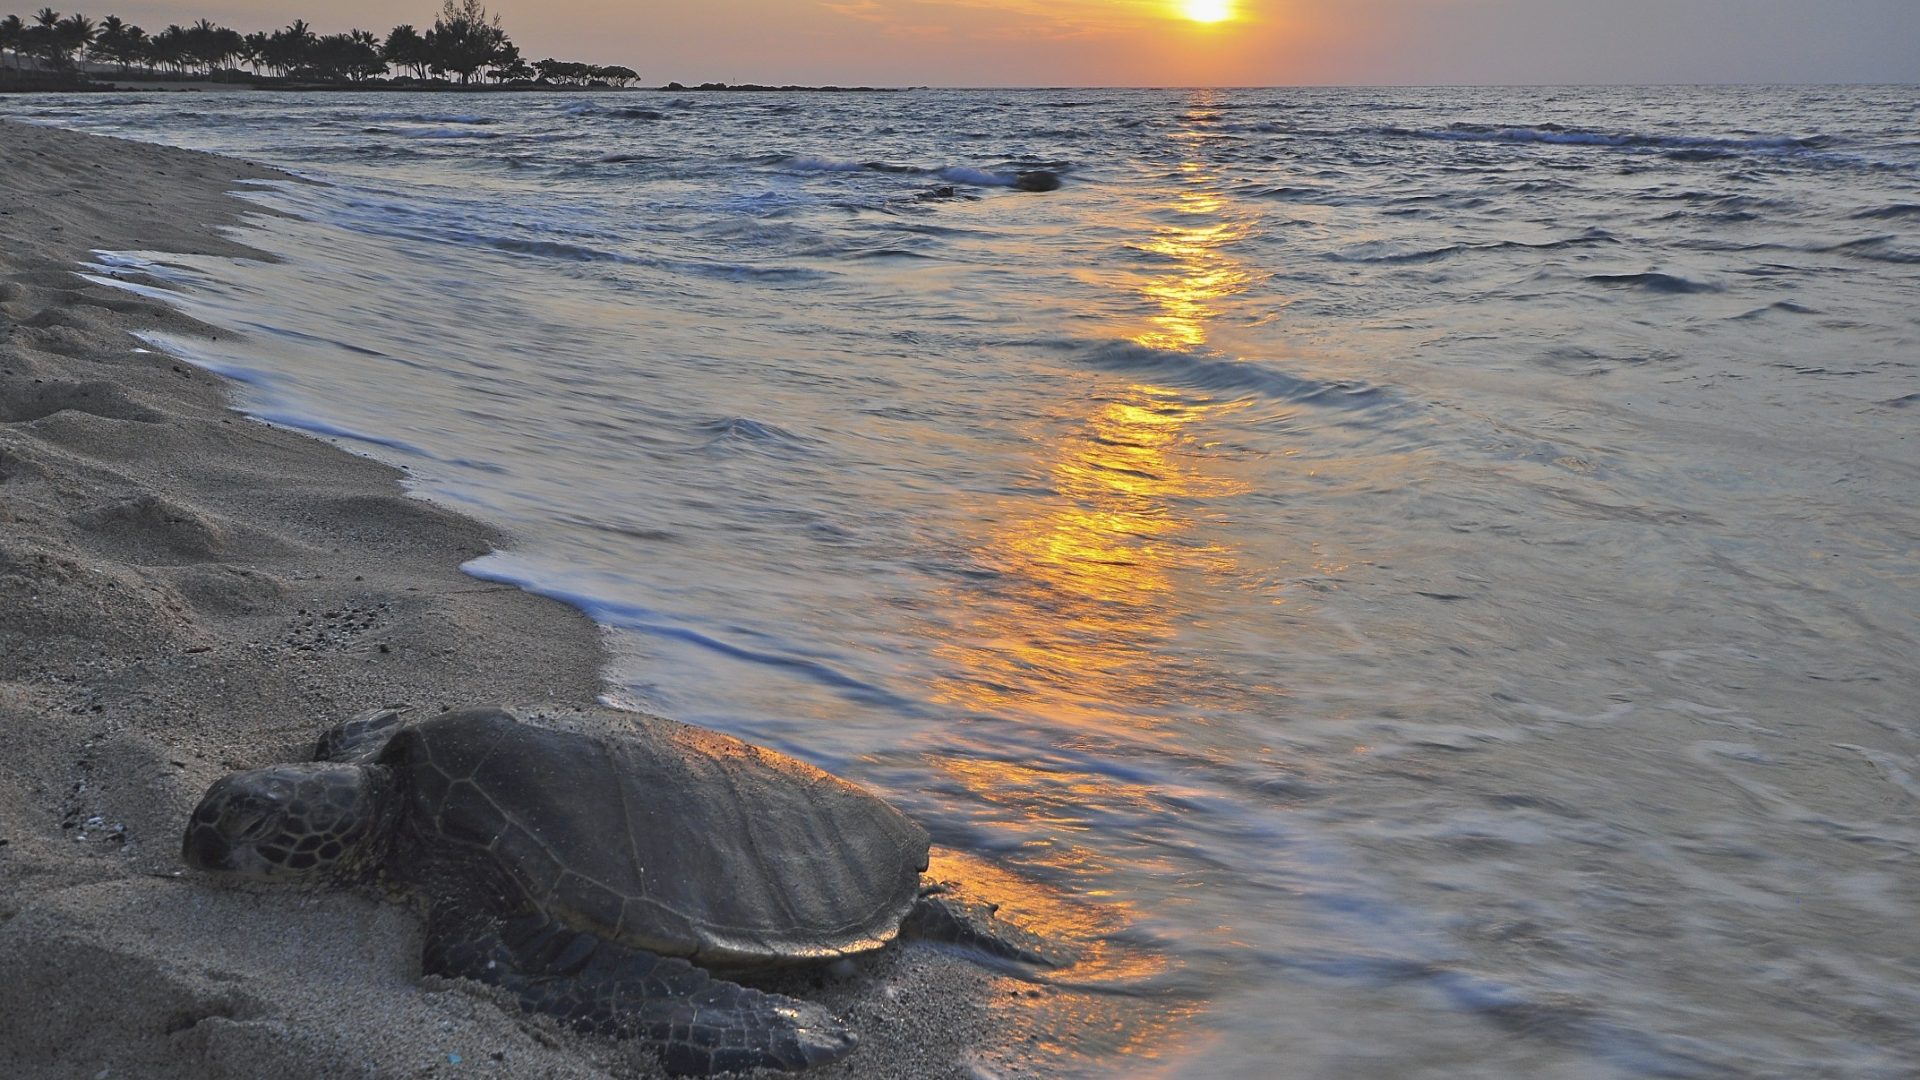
[[1382, 123, 1833, 155]]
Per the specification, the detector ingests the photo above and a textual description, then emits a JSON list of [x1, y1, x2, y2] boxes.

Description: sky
[[69, 1, 1920, 87]]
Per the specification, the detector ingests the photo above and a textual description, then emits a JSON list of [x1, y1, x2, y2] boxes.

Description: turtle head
[[183, 763, 391, 882]]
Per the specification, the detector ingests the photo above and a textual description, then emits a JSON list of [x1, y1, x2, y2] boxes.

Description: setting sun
[[1181, 0, 1234, 23]]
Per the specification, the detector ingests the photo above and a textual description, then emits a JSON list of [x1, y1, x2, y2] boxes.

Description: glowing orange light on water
[[926, 110, 1261, 727], [926, 384, 1239, 727]]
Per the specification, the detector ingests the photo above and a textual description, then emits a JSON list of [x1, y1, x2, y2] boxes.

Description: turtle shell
[[379, 707, 929, 966]]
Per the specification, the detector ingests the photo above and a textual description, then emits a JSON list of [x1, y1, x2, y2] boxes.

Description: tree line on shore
[[0, 1, 639, 87]]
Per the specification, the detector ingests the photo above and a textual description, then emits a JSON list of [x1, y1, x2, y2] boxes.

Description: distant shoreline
[[0, 72, 901, 95]]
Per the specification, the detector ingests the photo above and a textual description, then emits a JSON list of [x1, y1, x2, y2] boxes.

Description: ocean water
[[8, 86, 1920, 1077]]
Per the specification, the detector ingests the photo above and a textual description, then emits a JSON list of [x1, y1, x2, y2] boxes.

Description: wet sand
[[0, 119, 1028, 1080]]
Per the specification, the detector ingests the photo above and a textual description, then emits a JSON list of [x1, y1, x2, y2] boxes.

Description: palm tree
[[217, 27, 244, 75], [180, 19, 241, 75], [53, 12, 95, 70], [277, 18, 316, 73], [118, 24, 148, 73], [187, 18, 216, 73], [87, 13, 121, 69], [349, 29, 386, 80], [150, 24, 187, 74], [0, 14, 23, 71], [26, 7, 59, 69], [241, 31, 268, 76]]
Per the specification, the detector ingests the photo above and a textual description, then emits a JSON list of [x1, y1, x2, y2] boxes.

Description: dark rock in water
[[918, 185, 958, 200], [1014, 171, 1062, 193]]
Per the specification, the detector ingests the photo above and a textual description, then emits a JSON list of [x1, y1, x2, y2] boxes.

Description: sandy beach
[[0, 119, 1044, 1080]]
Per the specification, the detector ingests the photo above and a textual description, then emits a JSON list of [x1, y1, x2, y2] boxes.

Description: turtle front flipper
[[902, 892, 1073, 968], [313, 706, 412, 763], [423, 906, 856, 1076]]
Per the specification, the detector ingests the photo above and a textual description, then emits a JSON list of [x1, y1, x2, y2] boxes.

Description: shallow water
[[9, 86, 1920, 1077]]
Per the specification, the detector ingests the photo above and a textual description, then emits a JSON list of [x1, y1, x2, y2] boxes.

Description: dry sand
[[0, 119, 1070, 1080]]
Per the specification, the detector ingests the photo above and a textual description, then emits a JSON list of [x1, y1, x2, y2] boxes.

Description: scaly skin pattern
[[423, 905, 857, 1075]]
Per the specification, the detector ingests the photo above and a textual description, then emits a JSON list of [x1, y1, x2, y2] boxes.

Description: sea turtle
[[182, 705, 1053, 1076]]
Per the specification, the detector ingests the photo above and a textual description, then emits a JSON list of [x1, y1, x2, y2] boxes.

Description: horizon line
[[880, 80, 1919, 90]]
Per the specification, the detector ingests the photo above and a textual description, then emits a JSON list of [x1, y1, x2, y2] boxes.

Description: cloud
[[822, 0, 886, 20], [819, 0, 1168, 42], [822, 0, 957, 41]]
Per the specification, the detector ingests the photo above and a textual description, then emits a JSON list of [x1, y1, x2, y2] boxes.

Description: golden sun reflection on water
[[1131, 173, 1256, 352], [930, 139, 1257, 729], [927, 385, 1243, 728], [912, 121, 1256, 1063]]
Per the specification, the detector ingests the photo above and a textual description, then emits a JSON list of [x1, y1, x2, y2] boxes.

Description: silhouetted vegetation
[[0, 1, 642, 89]]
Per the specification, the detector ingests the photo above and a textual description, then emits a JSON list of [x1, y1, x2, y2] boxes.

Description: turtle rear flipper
[[902, 893, 1072, 968], [424, 906, 856, 1076]]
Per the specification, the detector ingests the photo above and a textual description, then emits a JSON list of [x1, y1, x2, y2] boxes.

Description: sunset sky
[[74, 1, 1920, 87]]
